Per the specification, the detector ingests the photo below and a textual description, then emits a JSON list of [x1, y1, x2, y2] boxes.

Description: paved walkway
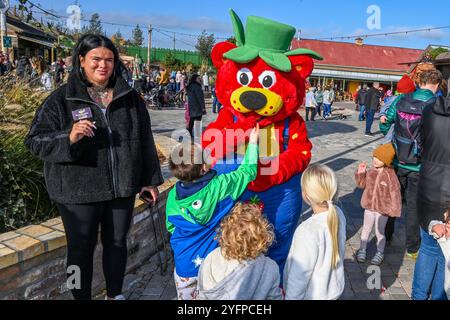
[[123, 102, 415, 300]]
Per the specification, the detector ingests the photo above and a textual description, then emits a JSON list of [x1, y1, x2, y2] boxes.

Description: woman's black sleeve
[[24, 96, 83, 163]]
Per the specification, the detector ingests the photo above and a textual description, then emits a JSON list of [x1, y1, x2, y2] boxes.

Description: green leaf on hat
[[224, 46, 259, 64], [229, 9, 245, 47], [286, 48, 324, 60], [259, 51, 292, 72]]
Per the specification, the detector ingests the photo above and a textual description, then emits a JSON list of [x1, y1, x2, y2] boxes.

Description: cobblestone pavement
[[123, 102, 415, 300]]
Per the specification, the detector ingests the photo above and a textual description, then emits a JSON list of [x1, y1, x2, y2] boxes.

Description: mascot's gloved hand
[[203, 108, 260, 162]]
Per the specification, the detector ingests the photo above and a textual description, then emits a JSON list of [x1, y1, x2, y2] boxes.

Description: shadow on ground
[[306, 119, 358, 139]]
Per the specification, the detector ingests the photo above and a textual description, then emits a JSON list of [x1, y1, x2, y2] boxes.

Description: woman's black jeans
[[57, 196, 135, 300], [188, 116, 202, 138]]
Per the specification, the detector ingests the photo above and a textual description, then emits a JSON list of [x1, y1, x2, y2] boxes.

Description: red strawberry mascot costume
[[202, 10, 322, 274]]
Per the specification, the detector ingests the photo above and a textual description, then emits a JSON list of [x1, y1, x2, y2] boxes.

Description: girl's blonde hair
[[301, 164, 341, 269], [217, 203, 274, 262]]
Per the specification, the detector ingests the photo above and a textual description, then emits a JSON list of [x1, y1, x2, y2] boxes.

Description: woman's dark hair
[[72, 34, 121, 87], [187, 74, 200, 87]]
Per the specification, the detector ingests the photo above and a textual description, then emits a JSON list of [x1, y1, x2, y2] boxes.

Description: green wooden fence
[[125, 47, 211, 66]]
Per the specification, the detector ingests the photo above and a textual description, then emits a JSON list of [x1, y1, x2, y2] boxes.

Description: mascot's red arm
[[248, 112, 312, 192]]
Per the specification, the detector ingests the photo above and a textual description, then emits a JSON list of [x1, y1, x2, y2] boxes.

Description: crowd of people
[[166, 65, 450, 301], [0, 51, 70, 90], [353, 65, 450, 300], [304, 85, 335, 121], [121, 60, 217, 113]]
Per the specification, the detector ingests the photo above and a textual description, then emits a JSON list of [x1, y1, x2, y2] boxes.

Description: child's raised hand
[[358, 162, 367, 174], [249, 124, 260, 145], [445, 224, 450, 239], [432, 224, 447, 238]]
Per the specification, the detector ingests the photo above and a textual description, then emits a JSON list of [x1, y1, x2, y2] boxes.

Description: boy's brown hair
[[216, 202, 274, 262], [419, 69, 443, 86], [169, 143, 210, 182]]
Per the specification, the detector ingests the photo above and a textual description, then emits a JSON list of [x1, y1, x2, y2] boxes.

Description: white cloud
[[80, 11, 232, 35]]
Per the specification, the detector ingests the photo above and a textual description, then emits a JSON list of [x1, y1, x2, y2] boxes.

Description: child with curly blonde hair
[[197, 202, 282, 300]]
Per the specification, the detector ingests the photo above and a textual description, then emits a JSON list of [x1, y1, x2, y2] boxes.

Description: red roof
[[291, 39, 424, 73]]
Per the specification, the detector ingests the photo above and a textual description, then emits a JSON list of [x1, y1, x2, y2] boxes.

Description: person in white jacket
[[305, 87, 318, 122], [40, 69, 53, 91], [284, 164, 346, 300]]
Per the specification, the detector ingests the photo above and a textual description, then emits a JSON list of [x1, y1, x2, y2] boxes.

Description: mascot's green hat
[[224, 9, 323, 72]]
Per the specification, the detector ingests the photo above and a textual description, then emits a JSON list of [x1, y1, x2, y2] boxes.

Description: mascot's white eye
[[258, 71, 277, 89], [237, 68, 253, 86], [192, 200, 203, 210]]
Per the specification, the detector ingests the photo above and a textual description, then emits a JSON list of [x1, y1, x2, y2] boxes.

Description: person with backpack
[[380, 69, 442, 259], [380, 75, 417, 243]]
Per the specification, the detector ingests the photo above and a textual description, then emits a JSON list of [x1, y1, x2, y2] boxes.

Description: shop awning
[[311, 68, 402, 82], [18, 35, 55, 48]]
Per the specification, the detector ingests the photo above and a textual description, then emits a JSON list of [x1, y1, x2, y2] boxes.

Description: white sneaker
[[105, 294, 126, 300]]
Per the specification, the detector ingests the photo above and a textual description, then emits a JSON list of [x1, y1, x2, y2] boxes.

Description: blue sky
[[9, 0, 450, 50]]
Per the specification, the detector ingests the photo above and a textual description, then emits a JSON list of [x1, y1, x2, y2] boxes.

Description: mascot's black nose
[[240, 91, 267, 110]]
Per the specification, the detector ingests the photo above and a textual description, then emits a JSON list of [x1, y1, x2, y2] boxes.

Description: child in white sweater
[[197, 202, 282, 300], [428, 205, 450, 300], [284, 164, 346, 300]]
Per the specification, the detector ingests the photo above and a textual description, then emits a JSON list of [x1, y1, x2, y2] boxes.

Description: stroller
[[166, 90, 184, 108], [144, 87, 161, 110]]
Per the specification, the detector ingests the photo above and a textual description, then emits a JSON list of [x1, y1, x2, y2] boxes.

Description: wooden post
[[0, 11, 7, 54], [173, 32, 176, 51], [147, 24, 152, 66]]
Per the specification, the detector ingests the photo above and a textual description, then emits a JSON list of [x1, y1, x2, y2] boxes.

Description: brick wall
[[0, 178, 176, 300]]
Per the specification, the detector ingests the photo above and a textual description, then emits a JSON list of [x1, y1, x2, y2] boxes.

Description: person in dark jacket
[[414, 87, 449, 300], [54, 58, 65, 86], [357, 84, 368, 121], [119, 60, 132, 86], [364, 82, 383, 136], [15, 55, 31, 80], [167, 77, 177, 93], [24, 34, 164, 300], [380, 70, 441, 259], [186, 74, 206, 137]]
